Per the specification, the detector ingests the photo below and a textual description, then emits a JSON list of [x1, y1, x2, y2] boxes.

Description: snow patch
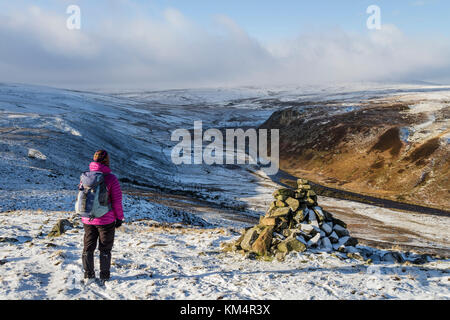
[[27, 149, 47, 160]]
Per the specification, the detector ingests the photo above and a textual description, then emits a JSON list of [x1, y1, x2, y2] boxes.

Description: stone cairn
[[222, 179, 359, 261]]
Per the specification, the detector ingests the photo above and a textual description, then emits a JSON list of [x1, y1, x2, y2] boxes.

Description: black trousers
[[82, 222, 115, 280]]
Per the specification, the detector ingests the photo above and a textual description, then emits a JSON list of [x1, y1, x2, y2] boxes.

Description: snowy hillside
[[0, 82, 279, 216], [0, 82, 449, 300]]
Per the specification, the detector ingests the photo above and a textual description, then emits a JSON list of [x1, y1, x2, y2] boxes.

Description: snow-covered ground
[[319, 197, 450, 253], [1, 82, 449, 299], [388, 91, 450, 145], [1, 207, 449, 300]]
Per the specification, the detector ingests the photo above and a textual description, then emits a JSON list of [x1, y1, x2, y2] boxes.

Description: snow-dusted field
[[319, 197, 450, 253], [1, 82, 449, 299], [1, 206, 449, 300]]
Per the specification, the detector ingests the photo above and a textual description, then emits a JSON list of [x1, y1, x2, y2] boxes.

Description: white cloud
[[2, 6, 98, 58], [266, 24, 450, 85], [0, 5, 449, 89], [412, 1, 426, 6]]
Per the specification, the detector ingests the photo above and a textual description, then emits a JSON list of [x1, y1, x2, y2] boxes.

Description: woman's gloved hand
[[115, 219, 123, 228]]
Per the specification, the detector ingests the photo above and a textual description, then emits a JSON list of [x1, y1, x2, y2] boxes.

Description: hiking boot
[[97, 277, 109, 287], [82, 277, 96, 286]]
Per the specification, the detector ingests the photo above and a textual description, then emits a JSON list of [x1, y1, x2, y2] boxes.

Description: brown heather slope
[[260, 98, 450, 210]]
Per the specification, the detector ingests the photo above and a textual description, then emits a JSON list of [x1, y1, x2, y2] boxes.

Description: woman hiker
[[81, 150, 124, 285]]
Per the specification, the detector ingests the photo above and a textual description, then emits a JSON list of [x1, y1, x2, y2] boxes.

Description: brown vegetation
[[260, 100, 450, 210]]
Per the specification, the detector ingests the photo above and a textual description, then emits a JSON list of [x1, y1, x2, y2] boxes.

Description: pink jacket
[[81, 162, 124, 225]]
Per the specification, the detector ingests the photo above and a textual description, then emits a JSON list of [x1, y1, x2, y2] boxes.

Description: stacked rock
[[223, 179, 359, 261]]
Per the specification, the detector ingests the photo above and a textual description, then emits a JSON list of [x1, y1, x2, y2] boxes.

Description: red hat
[[93, 149, 110, 167]]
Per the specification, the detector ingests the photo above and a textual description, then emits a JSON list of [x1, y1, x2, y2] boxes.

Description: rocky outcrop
[[259, 99, 450, 210], [27, 148, 47, 160], [47, 219, 73, 238]]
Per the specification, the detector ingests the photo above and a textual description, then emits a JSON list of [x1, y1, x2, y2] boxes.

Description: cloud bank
[[0, 4, 449, 90]]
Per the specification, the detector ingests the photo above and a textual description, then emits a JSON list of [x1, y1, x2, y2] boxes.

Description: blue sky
[[35, 0, 448, 38], [0, 0, 449, 89], [151, 0, 450, 39], [16, 0, 449, 39]]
